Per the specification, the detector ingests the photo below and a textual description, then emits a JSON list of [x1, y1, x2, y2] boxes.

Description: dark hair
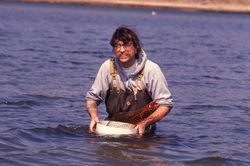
[[110, 25, 141, 59]]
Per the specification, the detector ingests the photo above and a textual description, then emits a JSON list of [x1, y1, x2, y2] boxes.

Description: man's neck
[[120, 58, 136, 68], [121, 59, 138, 78]]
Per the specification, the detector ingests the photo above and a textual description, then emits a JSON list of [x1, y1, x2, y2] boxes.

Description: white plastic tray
[[95, 120, 137, 135]]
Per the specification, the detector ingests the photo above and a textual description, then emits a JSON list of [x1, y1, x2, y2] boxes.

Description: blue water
[[0, 1, 250, 165]]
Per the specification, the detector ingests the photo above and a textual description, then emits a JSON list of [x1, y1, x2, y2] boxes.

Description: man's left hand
[[135, 121, 147, 135]]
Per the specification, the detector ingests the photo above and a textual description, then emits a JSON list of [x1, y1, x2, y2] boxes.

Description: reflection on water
[[0, 1, 250, 166], [93, 135, 172, 165]]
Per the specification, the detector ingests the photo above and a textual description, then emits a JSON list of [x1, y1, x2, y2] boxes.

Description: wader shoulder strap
[[110, 58, 145, 95], [109, 58, 120, 93], [135, 67, 146, 97], [109, 57, 117, 74]]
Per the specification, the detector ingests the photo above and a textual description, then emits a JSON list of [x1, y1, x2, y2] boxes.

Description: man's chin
[[119, 58, 128, 63]]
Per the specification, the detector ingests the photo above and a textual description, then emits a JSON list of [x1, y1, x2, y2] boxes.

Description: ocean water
[[0, 1, 250, 165]]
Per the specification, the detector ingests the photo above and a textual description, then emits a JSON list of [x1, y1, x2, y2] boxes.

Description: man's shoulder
[[145, 59, 160, 70], [97, 59, 111, 75], [100, 59, 111, 68]]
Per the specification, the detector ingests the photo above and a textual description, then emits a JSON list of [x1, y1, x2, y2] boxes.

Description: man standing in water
[[86, 26, 173, 135]]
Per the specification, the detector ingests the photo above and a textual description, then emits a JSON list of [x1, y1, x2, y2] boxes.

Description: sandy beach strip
[[3, 0, 250, 13]]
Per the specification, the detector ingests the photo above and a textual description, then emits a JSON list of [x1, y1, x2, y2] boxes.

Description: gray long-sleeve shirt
[[86, 50, 173, 108]]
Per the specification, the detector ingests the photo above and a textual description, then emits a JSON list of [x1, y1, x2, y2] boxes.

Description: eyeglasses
[[113, 43, 133, 51]]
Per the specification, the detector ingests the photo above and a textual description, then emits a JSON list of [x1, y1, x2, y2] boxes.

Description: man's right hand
[[89, 116, 100, 132]]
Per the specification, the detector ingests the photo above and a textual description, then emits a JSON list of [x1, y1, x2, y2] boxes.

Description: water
[[0, 1, 250, 165]]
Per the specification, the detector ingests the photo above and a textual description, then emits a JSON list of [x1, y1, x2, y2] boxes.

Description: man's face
[[113, 40, 137, 68]]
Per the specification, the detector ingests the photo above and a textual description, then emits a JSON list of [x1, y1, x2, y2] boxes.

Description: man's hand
[[135, 120, 147, 135], [89, 116, 100, 132], [86, 100, 99, 132], [135, 106, 170, 135]]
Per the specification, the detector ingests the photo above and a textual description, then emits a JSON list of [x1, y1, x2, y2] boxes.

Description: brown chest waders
[[105, 58, 152, 119]]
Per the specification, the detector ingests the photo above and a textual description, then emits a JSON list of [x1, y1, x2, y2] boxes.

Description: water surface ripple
[[0, 1, 250, 166]]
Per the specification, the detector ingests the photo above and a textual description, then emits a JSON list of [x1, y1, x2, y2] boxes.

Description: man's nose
[[120, 45, 126, 52]]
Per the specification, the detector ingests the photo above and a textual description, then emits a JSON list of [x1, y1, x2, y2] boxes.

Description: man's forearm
[[86, 100, 100, 132], [86, 100, 98, 118], [141, 106, 170, 127]]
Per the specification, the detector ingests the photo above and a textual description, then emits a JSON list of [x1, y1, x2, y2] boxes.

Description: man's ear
[[135, 49, 138, 54]]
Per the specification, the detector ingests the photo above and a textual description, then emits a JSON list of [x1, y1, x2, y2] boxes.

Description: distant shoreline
[[3, 0, 250, 14]]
